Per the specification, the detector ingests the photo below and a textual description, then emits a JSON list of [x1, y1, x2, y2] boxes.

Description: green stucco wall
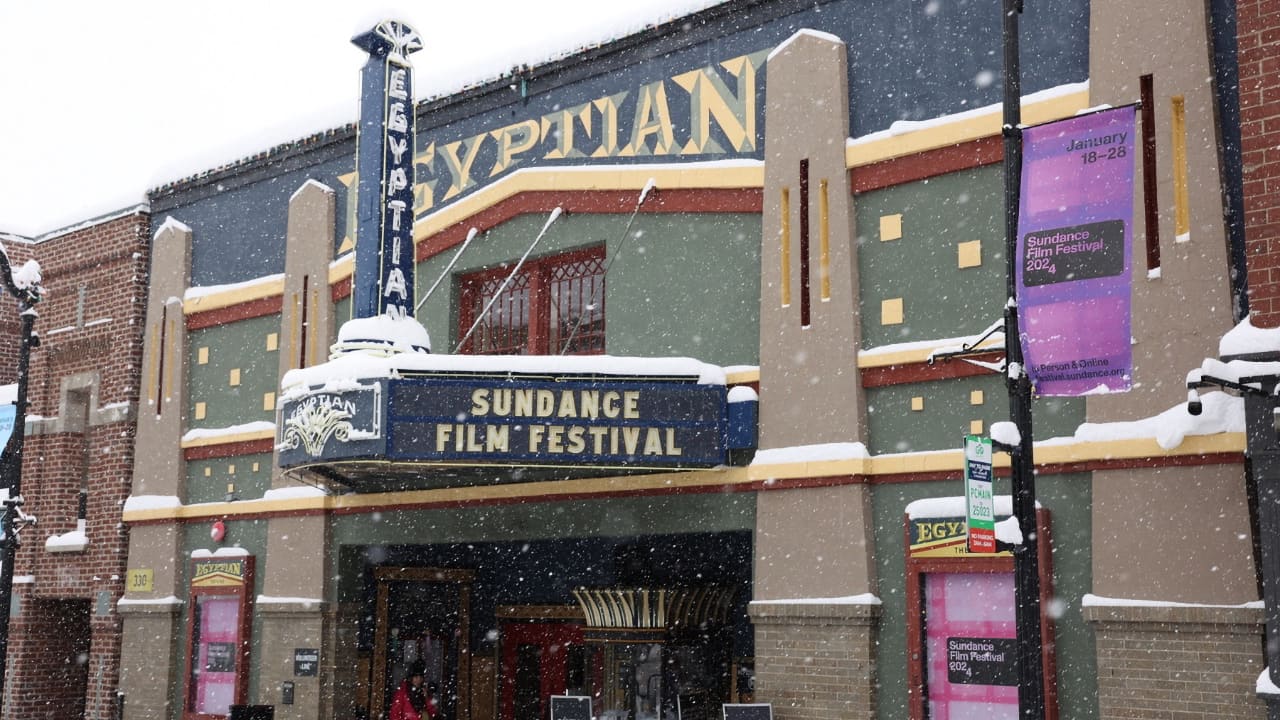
[[866, 375, 1085, 454], [186, 314, 281, 430], [186, 452, 274, 504], [414, 212, 761, 365], [857, 165, 1005, 350]]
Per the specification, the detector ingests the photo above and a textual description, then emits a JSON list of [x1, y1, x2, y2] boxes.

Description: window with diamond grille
[[458, 246, 605, 355]]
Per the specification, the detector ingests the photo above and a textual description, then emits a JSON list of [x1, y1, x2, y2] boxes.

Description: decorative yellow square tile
[[197, 347, 209, 365], [252, 462, 260, 473], [879, 213, 903, 242], [958, 240, 982, 268], [910, 396, 924, 411], [969, 419, 984, 435], [881, 297, 904, 325], [226, 483, 236, 494], [194, 402, 206, 420], [263, 392, 276, 411], [203, 467, 212, 477], [227, 464, 236, 475], [266, 333, 279, 352], [229, 368, 241, 387], [970, 390, 985, 405]]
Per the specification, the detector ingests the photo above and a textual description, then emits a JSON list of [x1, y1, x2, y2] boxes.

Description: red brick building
[[0, 208, 149, 720], [1241, 0, 1280, 323]]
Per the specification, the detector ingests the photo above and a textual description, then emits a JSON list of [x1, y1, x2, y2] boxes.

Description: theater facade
[[117, 1, 1262, 719]]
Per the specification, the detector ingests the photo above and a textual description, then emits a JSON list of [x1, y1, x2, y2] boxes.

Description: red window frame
[[183, 556, 255, 720], [457, 245, 606, 356]]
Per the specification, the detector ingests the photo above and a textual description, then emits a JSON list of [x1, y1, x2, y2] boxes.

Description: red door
[[500, 622, 585, 720]]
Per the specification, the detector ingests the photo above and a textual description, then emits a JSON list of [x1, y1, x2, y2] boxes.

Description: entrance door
[[373, 568, 474, 720], [500, 622, 585, 720]]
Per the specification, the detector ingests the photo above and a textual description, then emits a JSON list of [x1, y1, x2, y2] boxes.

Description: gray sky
[[0, 0, 719, 237]]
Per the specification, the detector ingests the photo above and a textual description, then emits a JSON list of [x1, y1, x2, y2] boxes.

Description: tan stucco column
[[257, 180, 338, 719], [119, 219, 193, 720], [752, 29, 878, 720]]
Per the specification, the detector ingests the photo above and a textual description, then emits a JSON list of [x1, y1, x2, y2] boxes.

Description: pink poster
[[194, 595, 241, 714], [924, 573, 1018, 719]]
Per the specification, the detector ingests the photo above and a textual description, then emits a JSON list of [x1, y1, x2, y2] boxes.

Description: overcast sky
[[0, 1, 721, 237]]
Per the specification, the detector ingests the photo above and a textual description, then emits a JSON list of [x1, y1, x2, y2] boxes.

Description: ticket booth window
[[184, 556, 254, 719]]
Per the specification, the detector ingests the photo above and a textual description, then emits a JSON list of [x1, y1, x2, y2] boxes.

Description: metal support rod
[[1002, 0, 1046, 717]]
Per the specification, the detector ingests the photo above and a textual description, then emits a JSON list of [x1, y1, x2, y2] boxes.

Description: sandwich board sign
[[550, 695, 592, 720], [964, 435, 995, 553]]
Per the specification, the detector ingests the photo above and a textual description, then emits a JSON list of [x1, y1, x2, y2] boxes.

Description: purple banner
[[1017, 106, 1137, 396]]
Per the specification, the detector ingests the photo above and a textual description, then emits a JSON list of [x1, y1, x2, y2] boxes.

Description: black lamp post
[[1000, 2, 1048, 717], [0, 246, 42, 714]]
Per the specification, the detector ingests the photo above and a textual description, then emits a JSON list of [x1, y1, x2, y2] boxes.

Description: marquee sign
[[276, 374, 756, 486], [352, 20, 422, 320]]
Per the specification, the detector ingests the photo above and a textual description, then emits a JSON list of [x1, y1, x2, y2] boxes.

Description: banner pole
[[1001, 0, 1046, 718]]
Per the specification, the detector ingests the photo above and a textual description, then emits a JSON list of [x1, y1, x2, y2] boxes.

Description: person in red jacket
[[390, 662, 439, 720]]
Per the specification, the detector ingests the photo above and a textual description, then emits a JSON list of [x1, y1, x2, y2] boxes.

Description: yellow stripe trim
[[1171, 95, 1190, 238], [182, 276, 286, 316], [846, 86, 1090, 168], [126, 432, 1241, 523], [181, 428, 276, 449]]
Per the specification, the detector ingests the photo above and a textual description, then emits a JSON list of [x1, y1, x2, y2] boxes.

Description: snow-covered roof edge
[[2, 203, 150, 245]]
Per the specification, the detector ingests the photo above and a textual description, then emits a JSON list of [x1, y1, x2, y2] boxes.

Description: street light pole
[[0, 248, 42, 716], [1001, 1, 1047, 718]]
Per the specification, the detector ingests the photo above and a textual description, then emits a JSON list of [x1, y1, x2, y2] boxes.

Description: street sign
[[964, 435, 995, 553]]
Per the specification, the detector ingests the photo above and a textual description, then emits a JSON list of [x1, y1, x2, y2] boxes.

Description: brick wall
[[748, 602, 878, 720], [0, 211, 149, 720], [1085, 604, 1265, 719], [1240, 0, 1280, 325], [4, 596, 91, 720]]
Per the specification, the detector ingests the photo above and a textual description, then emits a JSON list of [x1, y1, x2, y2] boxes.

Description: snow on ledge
[[45, 527, 88, 554], [849, 81, 1089, 147], [290, 179, 334, 202], [1064, 391, 1242, 451], [282, 352, 727, 392], [12, 575, 34, 585], [767, 28, 845, 61], [751, 442, 868, 465], [117, 595, 183, 607], [123, 495, 181, 513], [1259, 669, 1280, 697], [155, 216, 192, 239], [257, 595, 324, 608], [262, 486, 328, 501], [1081, 594, 1263, 609], [906, 496, 1026, 519], [182, 421, 275, 444], [191, 547, 251, 559], [1221, 315, 1280, 357], [750, 593, 881, 606], [184, 273, 284, 302]]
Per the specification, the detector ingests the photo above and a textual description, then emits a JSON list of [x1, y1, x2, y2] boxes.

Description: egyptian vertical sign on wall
[[352, 21, 422, 320], [1017, 106, 1138, 396]]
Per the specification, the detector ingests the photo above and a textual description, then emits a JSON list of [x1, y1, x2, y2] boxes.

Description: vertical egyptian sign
[[963, 435, 995, 553], [352, 21, 422, 320], [1017, 106, 1137, 396]]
